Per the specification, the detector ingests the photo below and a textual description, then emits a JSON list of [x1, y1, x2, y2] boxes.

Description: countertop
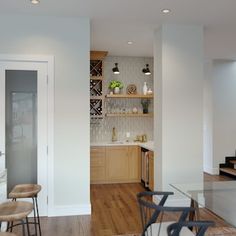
[[91, 140, 154, 151]]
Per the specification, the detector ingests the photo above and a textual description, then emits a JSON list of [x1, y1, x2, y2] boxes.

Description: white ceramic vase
[[143, 82, 148, 95], [114, 87, 120, 94]]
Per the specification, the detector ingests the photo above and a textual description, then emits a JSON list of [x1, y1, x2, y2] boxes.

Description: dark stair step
[[220, 167, 236, 177], [225, 156, 236, 162]]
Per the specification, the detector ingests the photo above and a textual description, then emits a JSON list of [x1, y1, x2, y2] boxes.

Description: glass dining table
[[170, 180, 236, 227]]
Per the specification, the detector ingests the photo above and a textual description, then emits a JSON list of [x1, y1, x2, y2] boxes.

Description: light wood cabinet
[[106, 146, 129, 182], [90, 147, 106, 184], [128, 146, 141, 181], [148, 151, 154, 191], [90, 145, 141, 184]]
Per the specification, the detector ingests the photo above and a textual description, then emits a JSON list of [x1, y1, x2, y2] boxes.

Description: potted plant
[[109, 80, 124, 94], [141, 99, 151, 114]]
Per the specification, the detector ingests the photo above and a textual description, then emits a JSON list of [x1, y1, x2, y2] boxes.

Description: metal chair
[[137, 191, 196, 236], [167, 221, 214, 236]]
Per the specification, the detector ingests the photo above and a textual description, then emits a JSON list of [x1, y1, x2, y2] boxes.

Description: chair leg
[[35, 196, 42, 236]]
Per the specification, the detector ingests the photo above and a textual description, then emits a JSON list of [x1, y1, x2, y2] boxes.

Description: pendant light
[[142, 64, 151, 75], [30, 0, 40, 4], [112, 63, 120, 75]]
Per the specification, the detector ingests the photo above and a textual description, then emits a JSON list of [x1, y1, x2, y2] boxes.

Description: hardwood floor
[[10, 173, 236, 236]]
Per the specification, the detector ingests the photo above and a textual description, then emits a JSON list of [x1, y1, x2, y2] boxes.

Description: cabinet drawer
[[91, 147, 105, 167], [91, 155, 105, 167], [91, 147, 105, 157]]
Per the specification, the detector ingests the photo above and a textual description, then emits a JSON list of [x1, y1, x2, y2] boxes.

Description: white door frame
[[0, 54, 54, 216]]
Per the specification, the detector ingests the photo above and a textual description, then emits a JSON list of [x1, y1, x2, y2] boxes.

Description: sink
[[107, 141, 124, 144]]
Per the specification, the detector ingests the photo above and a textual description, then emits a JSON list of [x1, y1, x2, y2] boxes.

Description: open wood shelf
[[90, 115, 104, 119], [106, 94, 154, 99], [90, 96, 103, 100], [106, 113, 153, 117], [90, 51, 108, 60], [90, 76, 103, 81]]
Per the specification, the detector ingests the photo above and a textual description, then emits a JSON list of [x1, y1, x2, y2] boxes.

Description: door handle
[[0, 151, 5, 157]]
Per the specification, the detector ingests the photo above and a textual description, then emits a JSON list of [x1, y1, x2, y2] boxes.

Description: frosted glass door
[[5, 70, 37, 193]]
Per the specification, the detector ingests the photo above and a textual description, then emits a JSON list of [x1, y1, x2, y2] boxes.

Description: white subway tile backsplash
[[90, 56, 154, 143]]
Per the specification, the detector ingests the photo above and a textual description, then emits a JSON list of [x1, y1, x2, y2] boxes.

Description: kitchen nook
[[90, 51, 154, 190]]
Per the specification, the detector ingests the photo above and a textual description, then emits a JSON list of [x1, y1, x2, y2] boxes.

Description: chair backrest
[[137, 191, 195, 236], [167, 221, 215, 236]]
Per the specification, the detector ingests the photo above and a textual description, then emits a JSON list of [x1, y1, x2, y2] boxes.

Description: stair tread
[[229, 160, 236, 164], [220, 167, 236, 175]]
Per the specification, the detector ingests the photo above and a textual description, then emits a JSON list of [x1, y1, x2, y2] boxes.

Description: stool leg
[[6, 221, 13, 232], [9, 198, 16, 232], [35, 196, 42, 236], [32, 197, 38, 236], [6, 222, 9, 232], [26, 217, 31, 236], [21, 219, 26, 236]]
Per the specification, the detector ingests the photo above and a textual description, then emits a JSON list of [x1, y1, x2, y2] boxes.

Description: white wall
[[203, 61, 215, 174], [212, 60, 236, 168], [0, 16, 90, 215], [154, 25, 204, 200]]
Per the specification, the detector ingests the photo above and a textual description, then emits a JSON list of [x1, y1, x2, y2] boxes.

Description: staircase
[[219, 156, 236, 178]]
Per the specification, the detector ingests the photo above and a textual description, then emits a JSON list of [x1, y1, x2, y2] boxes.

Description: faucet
[[112, 127, 117, 142]]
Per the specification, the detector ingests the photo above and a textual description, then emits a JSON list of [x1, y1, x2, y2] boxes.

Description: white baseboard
[[204, 166, 219, 175], [48, 204, 91, 217]]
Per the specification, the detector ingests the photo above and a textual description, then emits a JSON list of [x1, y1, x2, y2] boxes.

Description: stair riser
[[219, 156, 236, 177], [219, 163, 234, 168], [220, 170, 236, 178], [225, 156, 236, 162]]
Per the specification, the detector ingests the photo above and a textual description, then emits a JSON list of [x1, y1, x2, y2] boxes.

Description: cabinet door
[[128, 146, 141, 182], [90, 147, 106, 183], [106, 146, 129, 182], [148, 151, 154, 191]]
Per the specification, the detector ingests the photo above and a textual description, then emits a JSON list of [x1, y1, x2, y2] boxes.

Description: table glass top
[[170, 181, 236, 227]]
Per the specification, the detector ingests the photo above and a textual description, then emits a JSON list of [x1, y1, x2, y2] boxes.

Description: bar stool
[[9, 184, 42, 236], [0, 201, 33, 236]]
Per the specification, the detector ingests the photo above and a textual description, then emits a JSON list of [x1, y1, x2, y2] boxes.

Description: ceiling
[[1, 0, 236, 59]]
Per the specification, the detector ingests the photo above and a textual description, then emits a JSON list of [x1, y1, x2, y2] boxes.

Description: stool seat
[[0, 201, 33, 222], [9, 184, 41, 199]]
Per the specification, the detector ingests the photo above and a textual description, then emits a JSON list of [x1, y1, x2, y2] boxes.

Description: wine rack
[[90, 79, 102, 96], [90, 51, 107, 118], [90, 60, 103, 77], [90, 99, 103, 116]]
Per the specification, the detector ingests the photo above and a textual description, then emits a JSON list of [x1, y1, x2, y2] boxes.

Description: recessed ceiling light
[[127, 41, 133, 45], [30, 0, 40, 4], [162, 9, 171, 14]]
